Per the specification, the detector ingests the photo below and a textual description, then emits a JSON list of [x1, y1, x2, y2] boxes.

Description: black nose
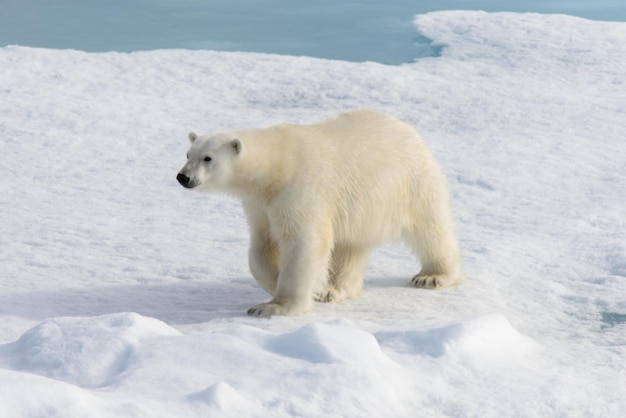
[[177, 172, 190, 186]]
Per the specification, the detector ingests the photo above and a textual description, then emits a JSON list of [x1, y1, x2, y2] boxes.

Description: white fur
[[177, 109, 463, 317]]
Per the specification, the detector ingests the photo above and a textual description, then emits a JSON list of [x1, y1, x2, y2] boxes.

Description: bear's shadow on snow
[[1, 277, 416, 324], [0, 279, 265, 325]]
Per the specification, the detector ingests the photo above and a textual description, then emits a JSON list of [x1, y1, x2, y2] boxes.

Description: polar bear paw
[[247, 302, 284, 317], [314, 287, 340, 303], [247, 301, 310, 317], [411, 274, 452, 289]]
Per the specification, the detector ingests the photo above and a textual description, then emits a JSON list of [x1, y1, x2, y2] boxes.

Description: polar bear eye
[[203, 156, 212, 162]]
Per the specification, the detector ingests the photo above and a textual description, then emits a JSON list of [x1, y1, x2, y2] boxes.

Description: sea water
[[1, 0, 625, 64]]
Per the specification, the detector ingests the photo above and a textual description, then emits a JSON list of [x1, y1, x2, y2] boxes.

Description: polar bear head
[[176, 132, 241, 191]]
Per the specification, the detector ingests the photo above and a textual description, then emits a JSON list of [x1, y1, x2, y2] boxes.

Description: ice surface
[[0, 10, 625, 417]]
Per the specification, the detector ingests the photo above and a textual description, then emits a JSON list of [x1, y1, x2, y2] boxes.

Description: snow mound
[[187, 381, 262, 416], [0, 369, 149, 418], [264, 321, 385, 364], [377, 314, 536, 364], [211, 322, 413, 416], [0, 313, 181, 388]]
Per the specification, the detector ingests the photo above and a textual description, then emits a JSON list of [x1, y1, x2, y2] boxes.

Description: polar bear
[[177, 109, 463, 317]]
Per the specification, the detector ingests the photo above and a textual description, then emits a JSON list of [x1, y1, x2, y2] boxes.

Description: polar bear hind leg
[[404, 225, 463, 290]]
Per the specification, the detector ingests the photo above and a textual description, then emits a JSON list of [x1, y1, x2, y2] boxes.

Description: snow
[[1, 10, 625, 417]]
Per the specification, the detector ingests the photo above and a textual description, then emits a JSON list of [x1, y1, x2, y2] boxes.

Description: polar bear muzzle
[[176, 172, 196, 188]]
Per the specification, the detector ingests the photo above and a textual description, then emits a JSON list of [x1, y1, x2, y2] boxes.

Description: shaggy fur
[[177, 109, 463, 317]]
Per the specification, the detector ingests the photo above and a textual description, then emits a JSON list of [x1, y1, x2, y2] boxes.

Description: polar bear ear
[[231, 138, 242, 155], [188, 132, 198, 144]]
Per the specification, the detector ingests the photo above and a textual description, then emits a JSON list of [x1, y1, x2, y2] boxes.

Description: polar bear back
[[233, 109, 450, 247]]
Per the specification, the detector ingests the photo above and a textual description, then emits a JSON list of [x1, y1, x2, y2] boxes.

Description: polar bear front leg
[[248, 233, 280, 296], [243, 201, 281, 296], [247, 235, 332, 317]]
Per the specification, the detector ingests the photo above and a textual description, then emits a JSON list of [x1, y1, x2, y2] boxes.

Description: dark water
[[1, 0, 625, 64]]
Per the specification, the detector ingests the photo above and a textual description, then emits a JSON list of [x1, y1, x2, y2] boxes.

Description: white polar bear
[[177, 109, 463, 317]]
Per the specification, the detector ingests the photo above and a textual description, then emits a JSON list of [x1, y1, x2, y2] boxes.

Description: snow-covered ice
[[0, 10, 625, 417]]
